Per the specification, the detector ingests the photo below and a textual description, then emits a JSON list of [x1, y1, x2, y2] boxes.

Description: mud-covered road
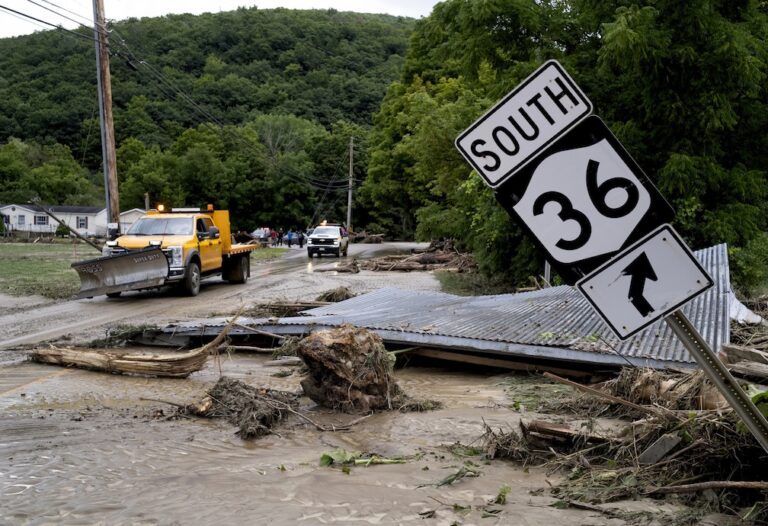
[[0, 242, 436, 351], [1, 245, 685, 525]]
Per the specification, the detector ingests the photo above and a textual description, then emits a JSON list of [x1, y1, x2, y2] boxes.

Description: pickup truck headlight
[[332, 237, 340, 246], [168, 245, 183, 267]]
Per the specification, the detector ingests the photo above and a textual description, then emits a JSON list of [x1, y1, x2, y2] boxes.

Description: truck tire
[[183, 261, 201, 296], [228, 255, 249, 284], [342, 246, 348, 257], [106, 291, 122, 298]]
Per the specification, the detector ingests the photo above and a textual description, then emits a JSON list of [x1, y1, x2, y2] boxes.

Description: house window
[[34, 215, 49, 226], [17, 215, 25, 226], [77, 216, 88, 229]]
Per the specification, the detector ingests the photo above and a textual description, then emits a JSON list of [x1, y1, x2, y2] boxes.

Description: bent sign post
[[456, 59, 768, 453]]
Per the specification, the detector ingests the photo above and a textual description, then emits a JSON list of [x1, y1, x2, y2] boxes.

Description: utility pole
[[93, 0, 120, 235], [346, 136, 353, 232]]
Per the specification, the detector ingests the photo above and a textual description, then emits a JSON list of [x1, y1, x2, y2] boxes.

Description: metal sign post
[[666, 310, 768, 452]]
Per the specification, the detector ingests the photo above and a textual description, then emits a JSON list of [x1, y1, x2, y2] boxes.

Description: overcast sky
[[0, 0, 440, 39]]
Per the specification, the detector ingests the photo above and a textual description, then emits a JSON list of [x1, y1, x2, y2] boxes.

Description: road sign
[[495, 116, 674, 284], [576, 224, 713, 340], [455, 60, 592, 188]]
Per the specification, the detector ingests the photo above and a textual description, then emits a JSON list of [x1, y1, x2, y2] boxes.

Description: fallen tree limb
[[648, 481, 768, 494], [542, 372, 672, 419], [31, 314, 237, 377]]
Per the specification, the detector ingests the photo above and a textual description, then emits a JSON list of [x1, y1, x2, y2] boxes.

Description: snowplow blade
[[72, 247, 169, 299]]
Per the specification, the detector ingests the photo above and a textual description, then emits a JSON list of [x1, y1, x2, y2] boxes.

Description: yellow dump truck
[[72, 206, 257, 298]]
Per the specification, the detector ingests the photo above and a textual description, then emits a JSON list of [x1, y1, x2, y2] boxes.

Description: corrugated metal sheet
[[158, 244, 730, 369]]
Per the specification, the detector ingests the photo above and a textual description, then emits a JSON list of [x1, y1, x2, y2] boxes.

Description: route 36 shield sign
[[495, 116, 674, 284]]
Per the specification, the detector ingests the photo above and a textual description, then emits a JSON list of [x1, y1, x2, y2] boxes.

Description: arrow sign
[[577, 225, 713, 340], [621, 252, 657, 316]]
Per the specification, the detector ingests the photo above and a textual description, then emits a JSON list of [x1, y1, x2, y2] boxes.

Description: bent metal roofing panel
[[292, 244, 729, 367], [160, 244, 730, 369]]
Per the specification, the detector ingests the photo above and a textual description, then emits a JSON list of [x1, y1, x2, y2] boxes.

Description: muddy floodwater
[[0, 354, 678, 525]]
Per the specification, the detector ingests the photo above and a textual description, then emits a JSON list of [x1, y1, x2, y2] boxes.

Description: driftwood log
[[31, 316, 236, 377]]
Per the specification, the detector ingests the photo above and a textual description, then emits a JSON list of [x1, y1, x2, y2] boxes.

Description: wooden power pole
[[347, 137, 353, 232], [93, 0, 120, 234]]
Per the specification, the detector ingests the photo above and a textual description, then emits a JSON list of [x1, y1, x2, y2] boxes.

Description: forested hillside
[[0, 8, 413, 228], [360, 0, 768, 292]]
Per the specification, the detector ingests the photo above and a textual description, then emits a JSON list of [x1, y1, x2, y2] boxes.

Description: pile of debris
[[483, 369, 768, 514], [350, 230, 384, 244], [181, 376, 299, 439], [726, 304, 768, 382], [297, 325, 440, 413], [358, 239, 476, 272]]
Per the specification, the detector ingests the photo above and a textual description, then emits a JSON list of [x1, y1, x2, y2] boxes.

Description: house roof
[[0, 204, 104, 214]]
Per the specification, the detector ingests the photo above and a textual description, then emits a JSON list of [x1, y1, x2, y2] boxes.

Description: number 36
[[532, 159, 640, 251]]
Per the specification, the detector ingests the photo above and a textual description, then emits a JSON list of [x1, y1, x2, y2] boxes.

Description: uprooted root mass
[[297, 325, 441, 413]]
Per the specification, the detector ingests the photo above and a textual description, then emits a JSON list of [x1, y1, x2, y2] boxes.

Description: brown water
[[1, 355, 660, 525]]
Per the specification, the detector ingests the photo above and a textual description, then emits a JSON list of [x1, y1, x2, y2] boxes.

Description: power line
[[37, 0, 93, 25], [26, 0, 97, 31], [0, 4, 98, 43]]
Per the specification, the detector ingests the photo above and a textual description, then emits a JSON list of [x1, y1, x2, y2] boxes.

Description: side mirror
[[209, 226, 220, 240]]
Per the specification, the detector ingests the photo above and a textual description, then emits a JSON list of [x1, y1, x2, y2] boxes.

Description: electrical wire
[[37, 0, 93, 25], [0, 4, 98, 43], [26, 0, 98, 31]]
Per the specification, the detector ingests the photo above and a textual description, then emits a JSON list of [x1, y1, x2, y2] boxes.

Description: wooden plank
[[729, 360, 768, 381], [409, 348, 591, 378], [637, 433, 682, 464], [722, 344, 768, 365]]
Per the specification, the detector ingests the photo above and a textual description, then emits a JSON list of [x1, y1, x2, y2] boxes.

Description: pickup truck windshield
[[127, 217, 193, 236], [312, 227, 340, 236]]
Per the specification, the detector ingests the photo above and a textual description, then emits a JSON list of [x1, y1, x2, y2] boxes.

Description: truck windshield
[[127, 217, 193, 236], [312, 227, 340, 236]]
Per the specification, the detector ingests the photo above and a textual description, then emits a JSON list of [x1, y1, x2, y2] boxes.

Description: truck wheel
[[229, 255, 248, 284], [342, 246, 348, 257], [335, 249, 340, 258], [106, 291, 122, 298], [184, 261, 201, 296]]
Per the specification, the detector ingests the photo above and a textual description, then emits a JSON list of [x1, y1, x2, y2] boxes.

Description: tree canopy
[[0, 8, 408, 231], [362, 0, 768, 289]]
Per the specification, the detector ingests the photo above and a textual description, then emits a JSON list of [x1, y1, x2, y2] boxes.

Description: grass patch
[[0, 242, 101, 299], [0, 244, 287, 300], [251, 247, 288, 261], [435, 270, 517, 296]]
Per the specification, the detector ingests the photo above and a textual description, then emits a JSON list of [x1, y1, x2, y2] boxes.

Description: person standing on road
[[287, 229, 294, 248], [298, 230, 305, 248], [277, 229, 284, 246]]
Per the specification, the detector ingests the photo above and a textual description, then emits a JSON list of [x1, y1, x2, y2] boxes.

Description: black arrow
[[621, 252, 658, 317]]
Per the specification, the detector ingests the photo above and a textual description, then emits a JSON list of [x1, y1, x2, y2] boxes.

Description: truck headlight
[[333, 238, 340, 246], [168, 245, 183, 267]]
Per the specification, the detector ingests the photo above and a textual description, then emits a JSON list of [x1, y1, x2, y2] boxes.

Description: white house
[[0, 205, 145, 237]]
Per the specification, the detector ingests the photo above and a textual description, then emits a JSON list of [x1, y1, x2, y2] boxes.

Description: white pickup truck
[[306, 225, 349, 257]]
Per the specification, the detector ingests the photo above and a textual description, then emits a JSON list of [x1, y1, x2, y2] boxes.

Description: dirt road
[[0, 242, 437, 351]]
